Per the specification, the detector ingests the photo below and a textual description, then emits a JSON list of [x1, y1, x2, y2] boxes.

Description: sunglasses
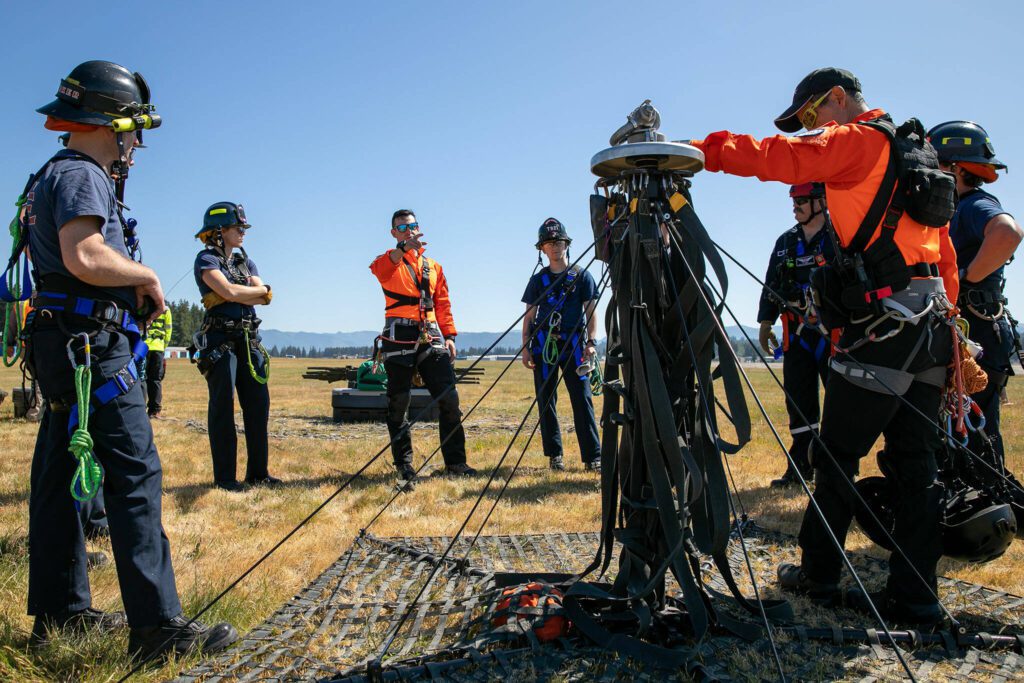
[[394, 222, 419, 233], [798, 90, 831, 130], [792, 197, 812, 207]]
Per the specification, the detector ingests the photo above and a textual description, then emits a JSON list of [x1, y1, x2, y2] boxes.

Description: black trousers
[[533, 353, 601, 463], [798, 315, 951, 605], [781, 329, 830, 476], [204, 334, 270, 484], [385, 345, 465, 468], [145, 349, 166, 415], [28, 323, 181, 626]]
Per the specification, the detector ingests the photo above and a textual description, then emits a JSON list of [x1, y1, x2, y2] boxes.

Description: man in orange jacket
[[691, 68, 957, 626], [370, 210, 475, 486]]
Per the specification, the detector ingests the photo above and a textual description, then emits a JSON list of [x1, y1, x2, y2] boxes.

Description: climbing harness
[[531, 266, 592, 383], [67, 333, 102, 502]]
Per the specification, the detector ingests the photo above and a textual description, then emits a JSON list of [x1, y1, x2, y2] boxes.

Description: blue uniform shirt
[[194, 247, 260, 319], [522, 266, 599, 337], [25, 151, 135, 308], [951, 188, 1013, 290]]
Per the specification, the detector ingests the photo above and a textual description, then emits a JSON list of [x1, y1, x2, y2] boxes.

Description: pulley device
[[559, 101, 784, 668]]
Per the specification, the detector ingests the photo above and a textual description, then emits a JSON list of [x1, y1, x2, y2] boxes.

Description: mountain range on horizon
[[256, 325, 763, 352]]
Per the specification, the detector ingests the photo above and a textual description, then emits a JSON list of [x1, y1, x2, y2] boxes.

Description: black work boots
[[128, 614, 238, 661]]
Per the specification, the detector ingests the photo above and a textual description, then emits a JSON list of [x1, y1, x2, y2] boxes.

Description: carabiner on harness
[[243, 327, 271, 385]]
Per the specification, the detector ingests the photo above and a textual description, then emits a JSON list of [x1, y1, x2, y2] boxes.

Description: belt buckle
[[96, 301, 118, 323]]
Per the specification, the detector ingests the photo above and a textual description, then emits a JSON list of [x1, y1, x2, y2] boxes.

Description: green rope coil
[[1, 302, 23, 367], [542, 315, 561, 366], [69, 357, 102, 502], [244, 328, 271, 385]]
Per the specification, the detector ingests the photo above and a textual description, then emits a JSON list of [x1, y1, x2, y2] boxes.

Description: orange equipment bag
[[492, 581, 570, 642]]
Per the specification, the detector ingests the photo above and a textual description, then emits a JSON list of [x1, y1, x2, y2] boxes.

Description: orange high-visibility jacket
[[693, 108, 959, 303], [370, 248, 458, 338]]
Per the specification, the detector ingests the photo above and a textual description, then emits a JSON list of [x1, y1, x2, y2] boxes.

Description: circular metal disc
[[590, 141, 705, 178]]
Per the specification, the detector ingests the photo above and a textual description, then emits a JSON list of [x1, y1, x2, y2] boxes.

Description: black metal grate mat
[[174, 525, 1024, 682]]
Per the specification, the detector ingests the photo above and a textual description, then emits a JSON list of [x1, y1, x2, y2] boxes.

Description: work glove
[[758, 320, 778, 355]]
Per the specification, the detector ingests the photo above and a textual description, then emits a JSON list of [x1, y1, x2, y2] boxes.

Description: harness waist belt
[[959, 287, 1006, 307], [908, 262, 940, 278], [831, 358, 947, 395], [34, 292, 138, 332], [882, 276, 945, 314], [384, 317, 423, 327], [204, 316, 260, 333]]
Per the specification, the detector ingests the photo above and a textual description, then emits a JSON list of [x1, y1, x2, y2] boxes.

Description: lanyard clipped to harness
[[67, 334, 103, 502], [403, 257, 434, 343]]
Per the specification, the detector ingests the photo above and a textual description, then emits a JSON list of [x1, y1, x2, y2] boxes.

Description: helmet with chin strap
[[196, 202, 251, 244], [536, 218, 572, 248], [37, 60, 161, 199], [790, 183, 827, 225]]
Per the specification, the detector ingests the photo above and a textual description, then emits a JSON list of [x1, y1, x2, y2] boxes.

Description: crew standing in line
[[758, 184, 836, 487], [691, 67, 959, 626], [193, 202, 278, 492], [521, 218, 602, 471], [143, 306, 172, 418], [928, 121, 1023, 468], [371, 210, 475, 487], [21, 60, 236, 658]]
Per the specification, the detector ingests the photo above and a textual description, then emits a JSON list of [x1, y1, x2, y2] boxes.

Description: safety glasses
[[394, 222, 419, 233], [792, 197, 811, 207], [798, 90, 831, 130]]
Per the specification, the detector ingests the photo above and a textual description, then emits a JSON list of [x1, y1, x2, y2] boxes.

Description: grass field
[[0, 357, 1022, 681]]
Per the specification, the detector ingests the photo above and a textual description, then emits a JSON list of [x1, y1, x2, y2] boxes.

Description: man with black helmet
[[193, 201, 277, 492], [928, 121, 1023, 468], [691, 67, 959, 626], [20, 60, 236, 658], [371, 210, 475, 486], [758, 184, 837, 487], [521, 218, 602, 471]]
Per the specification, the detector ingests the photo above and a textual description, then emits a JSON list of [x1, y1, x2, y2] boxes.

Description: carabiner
[[65, 332, 91, 370]]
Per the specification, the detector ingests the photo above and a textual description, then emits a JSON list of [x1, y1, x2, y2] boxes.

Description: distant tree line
[[168, 299, 205, 347]]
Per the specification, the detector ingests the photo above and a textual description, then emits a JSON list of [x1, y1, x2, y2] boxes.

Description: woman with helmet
[[757, 183, 838, 487], [193, 202, 277, 492], [20, 60, 235, 660], [521, 218, 602, 471], [928, 121, 1023, 478]]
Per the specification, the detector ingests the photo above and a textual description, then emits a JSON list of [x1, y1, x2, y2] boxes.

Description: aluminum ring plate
[[590, 141, 705, 177]]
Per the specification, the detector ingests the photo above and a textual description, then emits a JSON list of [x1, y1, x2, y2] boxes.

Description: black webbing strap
[[846, 115, 901, 255]]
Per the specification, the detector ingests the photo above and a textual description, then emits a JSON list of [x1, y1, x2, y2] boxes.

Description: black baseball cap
[[774, 67, 862, 133]]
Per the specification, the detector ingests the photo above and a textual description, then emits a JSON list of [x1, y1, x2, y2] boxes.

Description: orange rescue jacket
[[693, 109, 959, 303], [370, 248, 458, 338]]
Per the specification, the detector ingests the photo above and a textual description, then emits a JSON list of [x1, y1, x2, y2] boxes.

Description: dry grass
[[0, 358, 1021, 681]]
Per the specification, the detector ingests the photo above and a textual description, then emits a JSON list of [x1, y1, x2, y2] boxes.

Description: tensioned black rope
[[118, 237, 607, 680], [712, 236, 1024, 499], [658, 227, 785, 681], [665, 227, 918, 682], [455, 267, 612, 567], [361, 248, 606, 531], [373, 273, 608, 663]]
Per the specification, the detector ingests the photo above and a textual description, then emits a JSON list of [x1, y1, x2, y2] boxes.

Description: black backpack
[[848, 116, 956, 252]]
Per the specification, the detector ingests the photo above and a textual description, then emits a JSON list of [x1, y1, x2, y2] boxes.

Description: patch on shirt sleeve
[[794, 128, 825, 138]]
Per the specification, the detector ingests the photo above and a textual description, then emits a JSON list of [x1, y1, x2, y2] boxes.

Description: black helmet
[[196, 202, 250, 239], [536, 218, 571, 248], [37, 60, 157, 127], [789, 182, 826, 199], [942, 498, 1016, 564], [926, 121, 1006, 169]]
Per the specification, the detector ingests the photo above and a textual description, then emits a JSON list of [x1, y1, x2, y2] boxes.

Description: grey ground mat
[[174, 524, 1024, 682]]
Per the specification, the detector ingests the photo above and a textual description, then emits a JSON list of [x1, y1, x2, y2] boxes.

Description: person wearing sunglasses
[[193, 202, 277, 493], [370, 209, 475, 487], [690, 68, 960, 627], [758, 183, 837, 488]]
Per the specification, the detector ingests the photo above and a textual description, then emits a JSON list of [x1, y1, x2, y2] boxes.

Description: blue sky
[[5, 1, 1023, 335]]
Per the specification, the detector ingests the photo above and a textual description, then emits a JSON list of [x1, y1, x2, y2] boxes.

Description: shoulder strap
[[846, 117, 900, 254]]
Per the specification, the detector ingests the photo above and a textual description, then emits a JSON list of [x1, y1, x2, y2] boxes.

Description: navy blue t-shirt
[[194, 247, 260, 319], [951, 188, 1013, 289], [522, 266, 599, 336], [25, 151, 135, 307]]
